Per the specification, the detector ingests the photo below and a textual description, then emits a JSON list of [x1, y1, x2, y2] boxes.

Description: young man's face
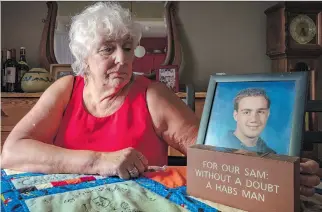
[[234, 96, 270, 139]]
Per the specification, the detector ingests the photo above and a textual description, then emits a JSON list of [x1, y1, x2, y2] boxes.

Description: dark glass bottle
[[1, 50, 6, 92], [5, 49, 18, 92], [16, 47, 29, 92], [11, 49, 19, 66]]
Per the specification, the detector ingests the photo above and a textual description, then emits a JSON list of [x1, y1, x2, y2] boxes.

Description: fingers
[[300, 158, 319, 175], [133, 157, 146, 174], [115, 148, 149, 180], [127, 165, 140, 178], [299, 158, 321, 197], [119, 164, 141, 180], [136, 151, 149, 169], [129, 151, 148, 177], [300, 186, 315, 197], [118, 166, 131, 180], [300, 174, 320, 187]]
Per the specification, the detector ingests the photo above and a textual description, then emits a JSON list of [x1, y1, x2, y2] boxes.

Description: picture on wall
[[50, 64, 74, 80], [196, 72, 308, 156], [155, 65, 179, 92]]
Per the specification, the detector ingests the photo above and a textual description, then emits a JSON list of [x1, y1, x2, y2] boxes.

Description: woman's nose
[[114, 47, 126, 65]]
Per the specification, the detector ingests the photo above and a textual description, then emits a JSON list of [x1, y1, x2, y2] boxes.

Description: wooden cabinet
[[2, 98, 38, 130], [1, 92, 206, 156], [1, 93, 40, 148]]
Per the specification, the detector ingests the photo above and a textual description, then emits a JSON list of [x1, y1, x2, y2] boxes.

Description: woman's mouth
[[107, 71, 127, 76]]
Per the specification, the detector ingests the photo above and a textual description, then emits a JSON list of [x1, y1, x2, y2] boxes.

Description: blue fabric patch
[[1, 169, 218, 212]]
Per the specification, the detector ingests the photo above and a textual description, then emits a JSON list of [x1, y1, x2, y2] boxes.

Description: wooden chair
[[303, 100, 322, 167], [180, 83, 195, 112], [300, 70, 322, 167]]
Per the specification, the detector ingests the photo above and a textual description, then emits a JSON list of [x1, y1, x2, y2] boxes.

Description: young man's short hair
[[234, 88, 271, 111]]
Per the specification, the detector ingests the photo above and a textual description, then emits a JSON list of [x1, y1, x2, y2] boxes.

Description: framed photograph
[[50, 64, 74, 80], [155, 65, 179, 92], [196, 72, 309, 156]]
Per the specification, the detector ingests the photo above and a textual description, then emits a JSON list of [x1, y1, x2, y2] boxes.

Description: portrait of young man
[[219, 88, 276, 154], [204, 78, 297, 155]]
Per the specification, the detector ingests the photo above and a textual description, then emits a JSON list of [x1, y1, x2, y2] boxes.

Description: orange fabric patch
[[65, 178, 82, 184], [143, 166, 187, 188]]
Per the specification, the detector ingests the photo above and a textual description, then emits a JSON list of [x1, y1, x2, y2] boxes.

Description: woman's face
[[86, 37, 135, 90]]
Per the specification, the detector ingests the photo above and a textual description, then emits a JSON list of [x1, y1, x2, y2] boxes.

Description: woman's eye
[[123, 47, 132, 52], [100, 46, 114, 54], [104, 47, 114, 53]]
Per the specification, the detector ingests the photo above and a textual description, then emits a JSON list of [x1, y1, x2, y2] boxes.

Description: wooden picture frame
[[50, 64, 74, 80], [155, 65, 179, 92], [196, 72, 309, 156]]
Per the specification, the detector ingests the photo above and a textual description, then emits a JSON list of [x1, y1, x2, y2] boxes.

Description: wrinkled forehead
[[238, 96, 269, 110], [100, 34, 134, 44], [91, 34, 134, 51]]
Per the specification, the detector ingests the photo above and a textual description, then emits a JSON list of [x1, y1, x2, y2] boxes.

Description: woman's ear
[[83, 58, 90, 78]]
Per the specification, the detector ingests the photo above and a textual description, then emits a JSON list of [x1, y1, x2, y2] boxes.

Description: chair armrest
[[185, 84, 195, 112], [167, 156, 187, 166]]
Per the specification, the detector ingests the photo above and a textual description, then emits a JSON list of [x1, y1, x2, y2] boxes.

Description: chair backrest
[[303, 100, 322, 167], [303, 70, 321, 147], [304, 100, 322, 144], [181, 84, 195, 112]]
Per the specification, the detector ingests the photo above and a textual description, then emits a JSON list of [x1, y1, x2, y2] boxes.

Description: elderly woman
[[1, 2, 320, 197]]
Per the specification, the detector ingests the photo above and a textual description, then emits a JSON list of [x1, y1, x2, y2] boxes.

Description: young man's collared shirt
[[219, 130, 276, 154]]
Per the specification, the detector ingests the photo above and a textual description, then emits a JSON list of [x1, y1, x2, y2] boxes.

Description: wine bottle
[[16, 47, 30, 92], [11, 48, 19, 68], [5, 49, 18, 92], [1, 50, 6, 92]]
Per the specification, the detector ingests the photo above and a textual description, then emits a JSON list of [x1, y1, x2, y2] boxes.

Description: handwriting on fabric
[[25, 181, 187, 212]]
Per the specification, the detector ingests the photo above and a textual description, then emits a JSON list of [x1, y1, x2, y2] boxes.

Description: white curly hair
[[69, 1, 142, 76]]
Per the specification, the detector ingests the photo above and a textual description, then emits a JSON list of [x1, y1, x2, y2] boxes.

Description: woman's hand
[[300, 158, 321, 197], [95, 147, 149, 180]]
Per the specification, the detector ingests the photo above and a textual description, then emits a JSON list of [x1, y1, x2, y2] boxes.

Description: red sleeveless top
[[54, 76, 168, 166]]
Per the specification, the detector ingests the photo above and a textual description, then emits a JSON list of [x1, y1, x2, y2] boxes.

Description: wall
[[1, 1, 47, 69], [57, 1, 164, 19], [177, 1, 278, 91], [1, 1, 278, 91]]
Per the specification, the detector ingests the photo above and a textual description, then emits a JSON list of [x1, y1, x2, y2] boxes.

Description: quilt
[[1, 166, 217, 212], [2, 166, 322, 212]]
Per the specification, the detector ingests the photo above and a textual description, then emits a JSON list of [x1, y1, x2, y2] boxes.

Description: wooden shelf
[[1, 92, 43, 98], [176, 92, 207, 99], [2, 92, 207, 99]]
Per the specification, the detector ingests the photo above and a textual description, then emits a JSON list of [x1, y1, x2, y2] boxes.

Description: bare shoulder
[[44, 75, 74, 98], [146, 81, 196, 118], [146, 81, 177, 102], [38, 75, 75, 106], [146, 81, 189, 117]]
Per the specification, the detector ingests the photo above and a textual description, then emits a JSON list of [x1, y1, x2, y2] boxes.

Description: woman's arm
[[146, 82, 199, 155], [1, 76, 99, 174]]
